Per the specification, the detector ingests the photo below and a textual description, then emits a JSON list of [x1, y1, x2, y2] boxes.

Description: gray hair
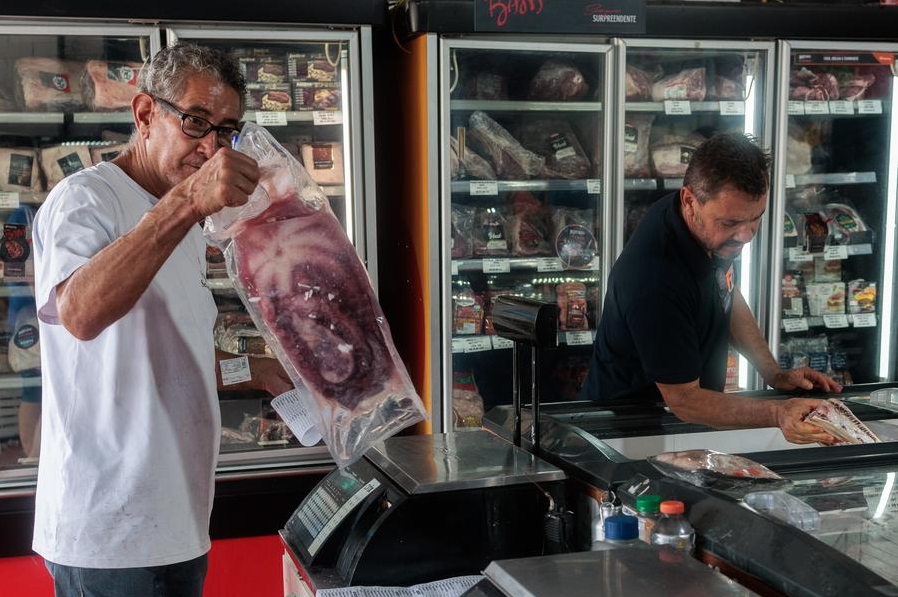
[[138, 41, 247, 114], [683, 132, 771, 203]]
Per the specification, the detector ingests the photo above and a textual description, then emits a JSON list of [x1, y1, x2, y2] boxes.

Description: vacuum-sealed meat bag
[[205, 123, 426, 467], [0, 148, 41, 192], [467, 111, 544, 180], [15, 57, 86, 111], [81, 60, 143, 111]]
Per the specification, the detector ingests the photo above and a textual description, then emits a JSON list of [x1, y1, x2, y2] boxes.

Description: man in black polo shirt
[[580, 132, 842, 444]]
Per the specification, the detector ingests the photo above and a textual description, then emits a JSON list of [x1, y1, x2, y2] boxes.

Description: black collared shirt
[[580, 193, 732, 403]]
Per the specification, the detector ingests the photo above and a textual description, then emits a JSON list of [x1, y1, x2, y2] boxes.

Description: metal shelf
[[451, 99, 603, 113]]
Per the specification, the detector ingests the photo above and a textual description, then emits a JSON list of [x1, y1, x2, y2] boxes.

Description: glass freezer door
[[615, 39, 776, 392], [440, 39, 613, 429], [770, 41, 898, 386]]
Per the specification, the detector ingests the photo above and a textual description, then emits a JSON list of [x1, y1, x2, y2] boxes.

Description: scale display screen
[[284, 458, 383, 563]]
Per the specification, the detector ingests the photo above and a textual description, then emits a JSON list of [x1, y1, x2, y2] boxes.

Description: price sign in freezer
[[300, 473, 381, 557]]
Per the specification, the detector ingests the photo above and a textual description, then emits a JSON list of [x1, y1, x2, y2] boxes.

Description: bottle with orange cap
[[650, 499, 695, 554]]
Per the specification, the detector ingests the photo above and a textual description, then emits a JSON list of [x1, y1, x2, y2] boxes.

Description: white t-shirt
[[32, 162, 220, 568]]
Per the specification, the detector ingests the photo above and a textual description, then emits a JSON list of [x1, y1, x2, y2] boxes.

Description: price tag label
[[787, 101, 806, 115], [0, 192, 20, 209], [805, 101, 830, 115], [718, 101, 745, 115], [451, 337, 467, 353], [783, 318, 809, 333], [823, 314, 849, 329], [469, 181, 498, 196], [462, 336, 492, 353], [482, 259, 510, 273], [785, 174, 796, 189], [823, 245, 848, 260], [858, 99, 883, 114], [565, 331, 593, 346], [852, 313, 877, 328], [829, 100, 854, 115], [663, 100, 691, 115], [451, 260, 459, 276], [255, 111, 288, 126], [788, 247, 813, 262], [492, 336, 514, 350], [220, 356, 252, 385], [536, 257, 563, 272], [586, 179, 601, 194], [313, 110, 342, 126]]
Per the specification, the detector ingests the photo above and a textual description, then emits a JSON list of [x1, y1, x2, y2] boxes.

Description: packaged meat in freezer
[[651, 67, 707, 102], [40, 144, 92, 189], [81, 60, 142, 111], [14, 57, 86, 112], [556, 282, 588, 331], [89, 143, 128, 165], [299, 142, 343, 185], [623, 114, 654, 178], [625, 64, 653, 101], [205, 122, 426, 467], [526, 59, 588, 101], [0, 148, 41, 192], [450, 136, 496, 181], [516, 119, 591, 180], [467, 111, 544, 180]]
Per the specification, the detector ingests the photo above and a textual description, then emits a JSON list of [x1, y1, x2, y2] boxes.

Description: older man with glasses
[[31, 42, 292, 596]]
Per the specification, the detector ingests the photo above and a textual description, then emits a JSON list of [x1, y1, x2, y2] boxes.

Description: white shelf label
[[783, 318, 809, 333], [0, 192, 20, 209], [312, 110, 342, 126], [852, 313, 877, 328], [492, 336, 514, 350], [664, 100, 691, 115], [718, 101, 745, 115], [451, 337, 467, 353], [586, 179, 602, 194], [536, 257, 563, 272], [829, 100, 854, 115], [451, 260, 459, 276], [461, 336, 492, 353], [469, 181, 498, 196], [858, 99, 883, 115], [823, 245, 849, 260], [219, 356, 252, 385], [482, 258, 510, 273], [787, 101, 806, 115], [823, 314, 849, 329], [565, 330, 593, 346], [255, 111, 288, 126], [785, 174, 796, 189], [788, 247, 813, 262], [805, 101, 830, 115]]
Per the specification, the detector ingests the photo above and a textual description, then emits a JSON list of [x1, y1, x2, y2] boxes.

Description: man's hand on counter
[[769, 366, 843, 394], [774, 397, 840, 445], [248, 356, 294, 397]]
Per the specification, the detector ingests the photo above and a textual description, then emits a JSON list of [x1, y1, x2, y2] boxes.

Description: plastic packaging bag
[[648, 449, 790, 495], [205, 122, 427, 467]]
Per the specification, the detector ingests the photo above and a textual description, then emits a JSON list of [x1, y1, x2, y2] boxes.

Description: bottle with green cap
[[635, 494, 662, 544]]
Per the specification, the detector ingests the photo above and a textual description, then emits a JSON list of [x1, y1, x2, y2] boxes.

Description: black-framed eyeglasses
[[152, 96, 240, 148]]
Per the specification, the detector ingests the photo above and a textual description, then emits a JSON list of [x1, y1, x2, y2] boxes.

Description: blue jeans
[[45, 554, 208, 597]]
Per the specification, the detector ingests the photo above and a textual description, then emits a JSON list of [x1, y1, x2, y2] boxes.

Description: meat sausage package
[[205, 122, 427, 467]]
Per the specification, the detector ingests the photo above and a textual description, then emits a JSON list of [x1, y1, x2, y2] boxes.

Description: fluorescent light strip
[[738, 74, 757, 390], [874, 471, 895, 520], [878, 82, 898, 380]]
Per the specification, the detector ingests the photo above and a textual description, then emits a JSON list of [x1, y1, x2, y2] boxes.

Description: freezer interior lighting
[[878, 81, 898, 380], [742, 74, 757, 138]]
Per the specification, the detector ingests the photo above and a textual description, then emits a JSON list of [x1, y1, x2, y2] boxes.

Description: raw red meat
[[232, 194, 403, 411], [15, 57, 85, 111], [527, 60, 588, 101], [81, 60, 142, 111], [651, 67, 707, 102]]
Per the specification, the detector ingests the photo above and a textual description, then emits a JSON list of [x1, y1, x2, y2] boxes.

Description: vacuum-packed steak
[[233, 195, 401, 411], [82, 60, 142, 111], [467, 111, 544, 180]]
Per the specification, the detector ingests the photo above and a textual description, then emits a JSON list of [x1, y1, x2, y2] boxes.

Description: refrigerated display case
[[615, 38, 776, 392], [384, 36, 615, 433], [165, 25, 378, 474], [0, 20, 162, 486], [769, 41, 898, 387], [0, 20, 379, 498]]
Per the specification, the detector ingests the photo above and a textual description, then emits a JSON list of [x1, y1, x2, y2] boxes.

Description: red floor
[[0, 535, 285, 597]]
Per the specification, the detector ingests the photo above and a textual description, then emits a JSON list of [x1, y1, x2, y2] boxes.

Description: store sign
[[474, 0, 645, 35]]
